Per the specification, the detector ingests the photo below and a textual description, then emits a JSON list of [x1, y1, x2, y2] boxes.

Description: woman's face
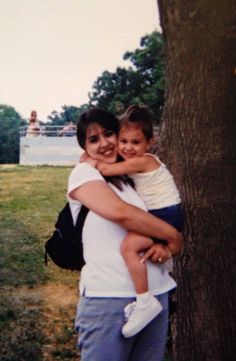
[[85, 123, 118, 163]]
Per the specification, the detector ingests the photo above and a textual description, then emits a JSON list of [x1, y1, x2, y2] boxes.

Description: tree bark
[[156, 1, 236, 360]]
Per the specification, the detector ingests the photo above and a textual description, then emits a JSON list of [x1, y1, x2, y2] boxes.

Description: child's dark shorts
[[149, 204, 184, 244]]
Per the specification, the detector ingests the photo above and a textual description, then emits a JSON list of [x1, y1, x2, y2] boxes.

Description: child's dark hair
[[120, 105, 153, 140], [77, 107, 120, 149]]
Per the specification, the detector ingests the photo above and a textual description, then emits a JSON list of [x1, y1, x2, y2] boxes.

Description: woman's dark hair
[[77, 107, 120, 149], [120, 105, 154, 140], [76, 107, 134, 190]]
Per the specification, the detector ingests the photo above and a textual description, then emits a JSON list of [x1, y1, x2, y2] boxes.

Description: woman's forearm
[[70, 181, 183, 255], [118, 204, 183, 255]]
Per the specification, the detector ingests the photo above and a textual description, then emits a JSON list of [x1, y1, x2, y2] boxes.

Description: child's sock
[[136, 291, 153, 306]]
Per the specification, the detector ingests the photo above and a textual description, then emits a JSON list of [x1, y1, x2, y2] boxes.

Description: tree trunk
[[156, 1, 236, 360]]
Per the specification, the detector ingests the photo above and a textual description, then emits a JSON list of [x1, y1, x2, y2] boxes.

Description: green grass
[[0, 165, 80, 360], [0, 165, 76, 285], [0, 164, 172, 361]]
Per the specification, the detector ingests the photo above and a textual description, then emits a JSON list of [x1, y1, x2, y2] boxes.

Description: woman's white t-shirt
[[67, 163, 176, 298]]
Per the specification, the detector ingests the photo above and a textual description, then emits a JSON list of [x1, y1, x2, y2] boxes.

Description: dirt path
[[1, 284, 80, 361]]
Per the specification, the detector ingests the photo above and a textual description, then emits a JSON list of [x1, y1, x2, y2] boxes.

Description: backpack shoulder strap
[[75, 205, 89, 238]]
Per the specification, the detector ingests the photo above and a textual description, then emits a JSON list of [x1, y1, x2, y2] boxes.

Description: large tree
[[156, 1, 236, 360]]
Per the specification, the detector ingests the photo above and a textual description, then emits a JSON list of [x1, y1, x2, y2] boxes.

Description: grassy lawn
[[0, 165, 80, 361], [0, 164, 172, 361]]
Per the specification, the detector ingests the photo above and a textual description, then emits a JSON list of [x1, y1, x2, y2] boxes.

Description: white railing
[[19, 125, 83, 166], [19, 125, 76, 138]]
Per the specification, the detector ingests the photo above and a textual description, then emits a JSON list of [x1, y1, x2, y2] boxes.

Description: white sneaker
[[122, 297, 163, 338], [124, 301, 136, 322]]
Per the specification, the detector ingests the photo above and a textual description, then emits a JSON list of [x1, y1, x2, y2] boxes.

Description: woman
[[67, 108, 183, 361]]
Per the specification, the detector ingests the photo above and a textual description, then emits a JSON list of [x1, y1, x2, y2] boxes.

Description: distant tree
[[47, 105, 81, 126], [89, 68, 144, 115], [44, 104, 89, 136], [124, 31, 165, 119], [89, 31, 165, 122], [0, 105, 23, 164]]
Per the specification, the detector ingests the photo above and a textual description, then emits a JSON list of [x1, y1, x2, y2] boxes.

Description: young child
[[95, 105, 184, 338]]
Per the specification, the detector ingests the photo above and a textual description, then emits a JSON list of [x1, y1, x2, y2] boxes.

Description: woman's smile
[[85, 123, 118, 163]]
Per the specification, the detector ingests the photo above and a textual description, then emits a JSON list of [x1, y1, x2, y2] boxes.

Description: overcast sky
[[1, 0, 160, 121]]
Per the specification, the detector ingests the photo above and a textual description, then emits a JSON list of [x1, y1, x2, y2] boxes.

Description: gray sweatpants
[[75, 293, 169, 361]]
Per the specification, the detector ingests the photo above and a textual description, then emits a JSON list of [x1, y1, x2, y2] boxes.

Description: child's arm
[[97, 156, 153, 176]]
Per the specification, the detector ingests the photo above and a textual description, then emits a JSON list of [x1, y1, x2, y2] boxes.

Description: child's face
[[118, 125, 152, 160]]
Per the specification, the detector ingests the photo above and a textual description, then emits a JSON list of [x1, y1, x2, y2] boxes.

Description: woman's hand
[[80, 152, 98, 167], [140, 244, 172, 264]]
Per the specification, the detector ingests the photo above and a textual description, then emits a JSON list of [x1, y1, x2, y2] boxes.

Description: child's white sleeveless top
[[129, 154, 181, 210]]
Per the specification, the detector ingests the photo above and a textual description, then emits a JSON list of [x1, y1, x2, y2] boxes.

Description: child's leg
[[120, 232, 153, 294], [120, 232, 163, 338]]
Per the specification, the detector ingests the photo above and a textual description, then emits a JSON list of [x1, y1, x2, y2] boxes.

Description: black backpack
[[45, 203, 89, 271]]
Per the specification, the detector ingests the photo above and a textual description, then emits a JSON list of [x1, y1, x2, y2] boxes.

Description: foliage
[[0, 105, 25, 164], [89, 68, 144, 114], [89, 31, 165, 122], [46, 104, 89, 126]]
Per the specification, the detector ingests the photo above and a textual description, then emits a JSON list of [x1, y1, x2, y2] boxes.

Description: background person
[[26, 110, 41, 137], [67, 107, 183, 361], [59, 121, 76, 136]]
